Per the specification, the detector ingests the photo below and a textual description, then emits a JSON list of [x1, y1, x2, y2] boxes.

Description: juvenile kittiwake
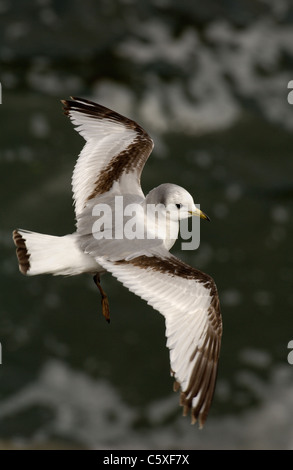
[[13, 97, 222, 428]]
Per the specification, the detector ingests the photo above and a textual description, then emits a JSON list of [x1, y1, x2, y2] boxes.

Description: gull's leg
[[93, 274, 110, 323]]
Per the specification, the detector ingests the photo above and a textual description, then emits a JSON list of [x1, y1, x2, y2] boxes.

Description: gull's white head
[[145, 183, 210, 222]]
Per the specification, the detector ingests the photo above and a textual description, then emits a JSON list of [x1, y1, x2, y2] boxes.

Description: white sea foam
[[1, 359, 293, 449]]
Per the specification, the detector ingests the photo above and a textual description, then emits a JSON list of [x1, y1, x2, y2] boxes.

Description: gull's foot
[[93, 274, 110, 323], [101, 294, 110, 323]]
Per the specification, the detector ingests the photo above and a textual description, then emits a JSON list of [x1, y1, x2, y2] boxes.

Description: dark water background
[[0, 0, 293, 449]]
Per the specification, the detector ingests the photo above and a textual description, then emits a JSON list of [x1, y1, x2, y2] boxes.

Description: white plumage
[[13, 97, 222, 428]]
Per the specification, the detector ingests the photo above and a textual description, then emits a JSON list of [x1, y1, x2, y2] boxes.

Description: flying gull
[[13, 97, 222, 428]]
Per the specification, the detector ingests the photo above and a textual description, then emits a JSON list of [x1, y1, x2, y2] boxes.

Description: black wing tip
[[61, 96, 116, 117], [60, 97, 150, 137], [61, 96, 87, 116], [173, 374, 205, 427], [178, 390, 207, 429]]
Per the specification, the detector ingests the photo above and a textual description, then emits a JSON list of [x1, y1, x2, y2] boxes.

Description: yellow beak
[[189, 208, 211, 221]]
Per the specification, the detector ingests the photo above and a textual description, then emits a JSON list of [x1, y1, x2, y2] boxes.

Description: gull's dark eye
[[176, 203, 182, 209]]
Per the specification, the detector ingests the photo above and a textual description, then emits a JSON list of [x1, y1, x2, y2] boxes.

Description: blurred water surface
[[0, 0, 293, 450]]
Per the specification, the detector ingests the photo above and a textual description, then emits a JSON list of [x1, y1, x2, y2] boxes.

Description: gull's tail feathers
[[12, 230, 98, 276]]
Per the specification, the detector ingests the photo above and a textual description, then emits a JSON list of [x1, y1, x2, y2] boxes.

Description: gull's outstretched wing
[[62, 97, 154, 216], [97, 253, 222, 428]]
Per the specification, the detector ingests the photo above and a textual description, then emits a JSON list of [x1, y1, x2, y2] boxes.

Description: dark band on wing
[[62, 97, 154, 199], [115, 254, 222, 427], [87, 136, 153, 199], [115, 254, 217, 291]]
